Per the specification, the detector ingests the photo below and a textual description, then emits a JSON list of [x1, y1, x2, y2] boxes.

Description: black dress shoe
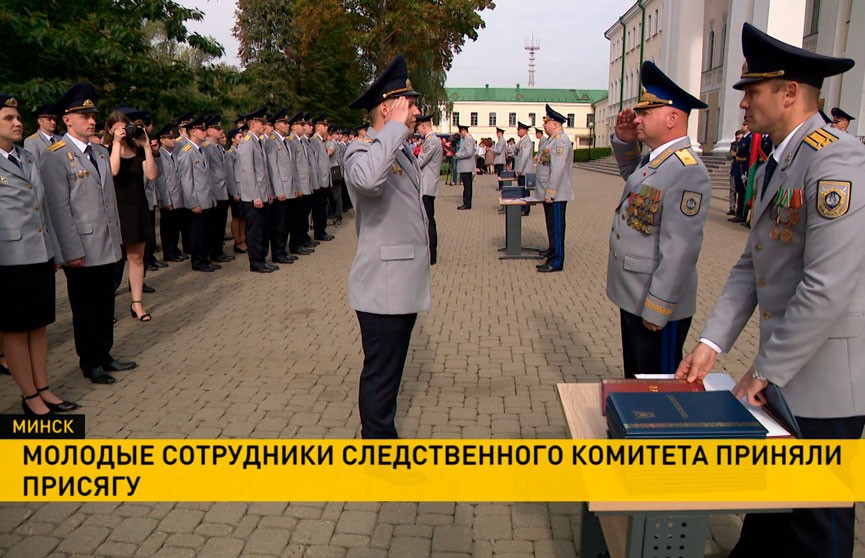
[[153, 244, 161, 253], [142, 283, 156, 293], [193, 265, 215, 272], [213, 254, 235, 263], [304, 240, 320, 247], [290, 247, 313, 255], [151, 261, 169, 268], [165, 256, 184, 262], [36, 387, 80, 412], [314, 234, 335, 241], [250, 265, 274, 273], [209, 263, 223, 270], [82, 367, 116, 384], [286, 254, 299, 261], [103, 359, 137, 372], [457, 205, 471, 210], [728, 217, 745, 223], [264, 263, 280, 271], [145, 263, 159, 272], [273, 256, 294, 264], [536, 259, 552, 269], [232, 245, 248, 254], [726, 210, 736, 216], [537, 264, 563, 273]]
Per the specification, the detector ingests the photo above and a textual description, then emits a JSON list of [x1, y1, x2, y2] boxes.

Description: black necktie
[[8, 154, 21, 169], [84, 145, 100, 178], [640, 154, 650, 167], [49, 137, 56, 145], [761, 156, 778, 199]]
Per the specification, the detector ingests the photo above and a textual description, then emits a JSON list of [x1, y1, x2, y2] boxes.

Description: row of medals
[[626, 186, 661, 234], [769, 188, 803, 243]]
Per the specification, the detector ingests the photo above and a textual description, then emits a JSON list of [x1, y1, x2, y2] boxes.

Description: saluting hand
[[386, 97, 412, 127], [614, 108, 638, 144], [674, 342, 717, 383]]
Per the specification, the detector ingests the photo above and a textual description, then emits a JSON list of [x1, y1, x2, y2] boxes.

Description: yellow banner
[[1, 440, 863, 503]]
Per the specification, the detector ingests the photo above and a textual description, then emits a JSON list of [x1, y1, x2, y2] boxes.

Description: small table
[[556, 383, 847, 558], [498, 197, 544, 259]]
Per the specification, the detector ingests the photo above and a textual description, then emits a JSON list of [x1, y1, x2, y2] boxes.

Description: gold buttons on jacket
[[754, 243, 762, 252], [36, 227, 42, 233], [758, 279, 766, 288], [762, 312, 770, 320]]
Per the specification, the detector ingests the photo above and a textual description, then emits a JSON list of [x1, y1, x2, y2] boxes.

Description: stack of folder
[[605, 390, 768, 439]]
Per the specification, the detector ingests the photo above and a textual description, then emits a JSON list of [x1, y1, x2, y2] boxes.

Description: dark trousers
[[356, 311, 417, 439], [286, 198, 303, 250], [542, 201, 567, 269], [160, 207, 184, 260], [207, 199, 230, 259], [422, 195, 437, 265], [270, 199, 290, 259], [730, 415, 865, 558], [297, 195, 313, 244], [243, 201, 269, 267], [494, 163, 504, 176], [312, 187, 329, 237], [180, 208, 191, 254], [460, 172, 473, 208], [64, 264, 116, 371], [329, 176, 344, 220], [518, 175, 530, 215], [144, 209, 157, 266], [187, 209, 209, 269], [734, 174, 747, 217], [619, 309, 691, 377], [341, 180, 352, 211]]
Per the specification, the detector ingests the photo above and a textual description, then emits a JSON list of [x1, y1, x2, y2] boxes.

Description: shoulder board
[[289, 136, 296, 141], [27, 133, 39, 140], [553, 133, 561, 140], [648, 146, 677, 168], [269, 134, 277, 140], [202, 141, 210, 147], [675, 148, 698, 166], [47, 141, 65, 152], [182, 144, 192, 152], [244, 134, 252, 141], [361, 137, 372, 143], [802, 128, 839, 151], [259, 134, 267, 140]]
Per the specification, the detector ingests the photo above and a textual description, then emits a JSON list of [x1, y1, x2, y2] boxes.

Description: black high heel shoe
[[0, 353, 9, 375], [130, 301, 152, 322], [35, 386, 80, 413], [22, 393, 52, 416]]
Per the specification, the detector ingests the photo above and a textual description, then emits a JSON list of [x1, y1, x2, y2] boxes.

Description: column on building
[[659, 0, 706, 149], [838, 0, 864, 135], [815, 0, 847, 108]]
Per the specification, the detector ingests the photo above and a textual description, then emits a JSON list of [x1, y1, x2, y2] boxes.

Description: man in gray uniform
[[41, 82, 136, 384], [310, 114, 334, 241], [491, 127, 507, 176], [676, 23, 865, 558], [536, 105, 573, 273], [154, 125, 186, 262], [264, 108, 297, 265], [202, 115, 234, 264], [608, 61, 710, 376], [514, 121, 533, 184], [288, 111, 314, 255], [23, 103, 62, 166], [416, 114, 442, 265], [454, 124, 477, 209], [176, 115, 218, 272], [237, 107, 277, 273], [344, 54, 430, 439], [326, 126, 344, 226]]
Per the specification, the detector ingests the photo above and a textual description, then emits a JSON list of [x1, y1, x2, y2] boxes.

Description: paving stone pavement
[[1, 168, 863, 557]]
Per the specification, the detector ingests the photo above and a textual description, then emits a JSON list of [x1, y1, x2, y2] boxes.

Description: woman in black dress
[[105, 111, 158, 321], [0, 95, 78, 415]]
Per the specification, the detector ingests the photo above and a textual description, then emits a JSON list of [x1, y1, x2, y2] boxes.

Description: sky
[[179, 0, 637, 90]]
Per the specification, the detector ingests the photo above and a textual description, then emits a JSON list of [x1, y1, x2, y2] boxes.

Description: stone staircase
[[576, 153, 734, 195], [574, 155, 621, 176]]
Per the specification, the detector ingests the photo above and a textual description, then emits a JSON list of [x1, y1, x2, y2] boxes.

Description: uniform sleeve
[[344, 122, 408, 198], [611, 134, 642, 180], [641, 163, 711, 327], [224, 154, 238, 197], [417, 139, 436, 169], [177, 150, 201, 208], [40, 151, 86, 262], [263, 141, 285, 198], [752, 141, 865, 386], [237, 140, 258, 201]]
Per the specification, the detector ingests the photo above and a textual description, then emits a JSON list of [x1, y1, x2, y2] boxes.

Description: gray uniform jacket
[[176, 142, 215, 210], [40, 135, 123, 267], [144, 176, 157, 211], [344, 122, 431, 315], [289, 133, 312, 196], [326, 140, 339, 168], [202, 140, 229, 201], [237, 133, 270, 202], [607, 135, 711, 328], [515, 135, 533, 176], [418, 131, 443, 198], [455, 134, 477, 173], [702, 113, 865, 418], [492, 137, 506, 165], [337, 141, 346, 173], [23, 132, 62, 166], [172, 135, 190, 159], [0, 146, 61, 265], [156, 148, 183, 208], [264, 133, 294, 198], [538, 131, 574, 202], [225, 147, 239, 198], [311, 134, 331, 189], [302, 137, 319, 191], [534, 135, 550, 198]]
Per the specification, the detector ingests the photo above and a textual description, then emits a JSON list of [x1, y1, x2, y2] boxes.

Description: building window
[[470, 112, 478, 126], [566, 114, 575, 127], [586, 113, 594, 127], [656, 8, 661, 33], [811, 0, 821, 34], [452, 112, 460, 125], [647, 14, 652, 38], [488, 113, 496, 126], [508, 112, 517, 126], [529, 113, 536, 126], [706, 28, 715, 69], [719, 23, 727, 67]]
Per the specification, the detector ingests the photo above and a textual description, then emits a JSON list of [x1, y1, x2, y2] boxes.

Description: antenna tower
[[524, 35, 540, 88]]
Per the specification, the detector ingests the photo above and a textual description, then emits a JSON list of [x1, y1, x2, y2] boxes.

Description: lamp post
[[588, 121, 595, 161]]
